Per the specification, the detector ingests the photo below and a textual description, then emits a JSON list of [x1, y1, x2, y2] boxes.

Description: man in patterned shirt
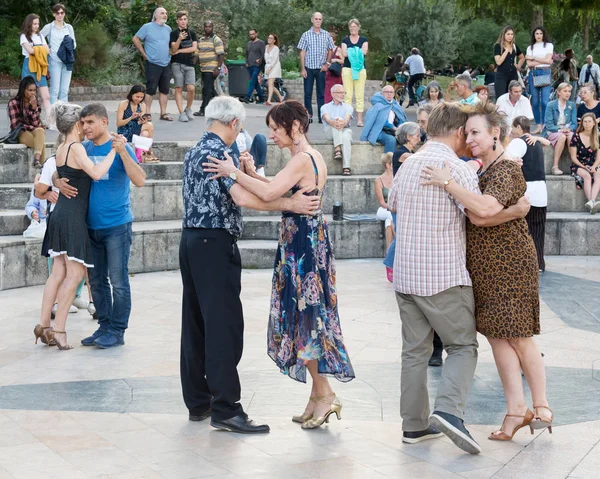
[[193, 20, 224, 117], [298, 12, 335, 123], [180, 96, 319, 434]]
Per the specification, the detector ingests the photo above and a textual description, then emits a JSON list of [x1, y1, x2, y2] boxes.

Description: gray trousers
[[325, 127, 353, 169], [395, 286, 478, 431]]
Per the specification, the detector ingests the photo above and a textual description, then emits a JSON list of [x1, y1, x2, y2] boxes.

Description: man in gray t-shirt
[[403, 48, 426, 107], [242, 29, 265, 103]]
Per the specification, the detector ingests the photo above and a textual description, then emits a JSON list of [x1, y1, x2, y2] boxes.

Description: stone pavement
[[0, 256, 599, 478]]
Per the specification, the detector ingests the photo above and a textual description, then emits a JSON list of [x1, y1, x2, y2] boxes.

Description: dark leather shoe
[[211, 414, 270, 434], [428, 353, 443, 367], [189, 408, 212, 422], [193, 110, 205, 117]]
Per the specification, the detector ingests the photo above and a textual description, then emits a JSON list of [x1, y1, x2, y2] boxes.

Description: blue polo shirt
[[135, 22, 172, 67], [84, 140, 136, 231]]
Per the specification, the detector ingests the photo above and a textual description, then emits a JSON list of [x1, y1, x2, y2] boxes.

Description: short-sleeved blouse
[[494, 43, 522, 74], [342, 36, 367, 68], [20, 33, 47, 57], [570, 133, 598, 168]]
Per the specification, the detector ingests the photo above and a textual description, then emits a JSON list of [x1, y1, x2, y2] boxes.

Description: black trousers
[[179, 228, 244, 421], [525, 206, 546, 272], [200, 71, 216, 113], [432, 331, 443, 355], [407, 73, 425, 103], [493, 70, 518, 99]]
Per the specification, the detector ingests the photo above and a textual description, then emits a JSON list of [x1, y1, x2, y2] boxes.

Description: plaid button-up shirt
[[297, 28, 334, 70], [389, 141, 481, 296], [8, 99, 42, 132]]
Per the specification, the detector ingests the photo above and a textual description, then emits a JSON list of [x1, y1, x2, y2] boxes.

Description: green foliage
[[73, 23, 112, 79], [0, 20, 23, 79], [280, 47, 300, 73], [122, 0, 178, 38]]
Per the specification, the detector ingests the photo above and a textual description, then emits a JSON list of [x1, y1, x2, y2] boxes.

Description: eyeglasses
[[55, 11, 65, 15], [332, 90, 345, 94]]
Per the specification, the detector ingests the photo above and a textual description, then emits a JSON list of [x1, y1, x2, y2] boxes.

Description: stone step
[[545, 212, 600, 255], [0, 210, 30, 236], [0, 217, 384, 290]]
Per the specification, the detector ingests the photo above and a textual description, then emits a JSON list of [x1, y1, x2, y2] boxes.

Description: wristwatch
[[443, 178, 454, 189], [229, 171, 238, 181]]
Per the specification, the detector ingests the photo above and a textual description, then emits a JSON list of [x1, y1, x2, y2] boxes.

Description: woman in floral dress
[[203, 100, 354, 429]]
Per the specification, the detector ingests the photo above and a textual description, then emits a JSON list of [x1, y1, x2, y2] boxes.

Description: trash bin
[[227, 60, 249, 97]]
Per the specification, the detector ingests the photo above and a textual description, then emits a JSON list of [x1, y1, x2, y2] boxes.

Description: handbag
[[0, 124, 23, 144], [328, 62, 342, 77], [532, 69, 551, 88]]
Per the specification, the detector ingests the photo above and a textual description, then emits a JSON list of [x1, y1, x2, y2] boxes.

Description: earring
[[493, 136, 497, 151]]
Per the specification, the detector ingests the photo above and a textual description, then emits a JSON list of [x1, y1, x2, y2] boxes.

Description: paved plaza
[[0, 256, 599, 478]]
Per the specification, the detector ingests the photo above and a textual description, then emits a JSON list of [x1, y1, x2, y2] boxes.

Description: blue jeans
[[377, 132, 397, 153], [529, 71, 551, 126], [250, 133, 267, 168], [303, 68, 326, 121], [383, 213, 396, 268], [48, 58, 72, 104], [245, 65, 264, 101], [88, 222, 133, 334]]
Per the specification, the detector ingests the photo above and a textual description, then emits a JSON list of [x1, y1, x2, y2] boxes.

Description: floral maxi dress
[[267, 153, 355, 383]]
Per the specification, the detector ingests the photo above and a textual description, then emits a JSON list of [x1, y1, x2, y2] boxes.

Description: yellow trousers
[[342, 67, 367, 113], [19, 127, 46, 164]]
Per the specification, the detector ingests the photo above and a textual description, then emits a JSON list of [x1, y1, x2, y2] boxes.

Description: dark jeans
[[200, 71, 216, 113], [245, 65, 264, 101], [88, 222, 133, 335], [250, 133, 267, 168], [407, 73, 425, 103], [179, 228, 245, 421], [494, 70, 518, 99], [304, 68, 326, 121]]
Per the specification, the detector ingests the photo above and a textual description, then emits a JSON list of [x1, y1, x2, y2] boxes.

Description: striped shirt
[[197, 34, 224, 72], [297, 28, 334, 69], [388, 141, 480, 296]]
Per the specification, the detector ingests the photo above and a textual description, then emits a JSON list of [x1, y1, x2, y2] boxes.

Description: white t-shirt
[[526, 42, 553, 69], [405, 54, 426, 75], [39, 156, 59, 213], [20, 33, 47, 57]]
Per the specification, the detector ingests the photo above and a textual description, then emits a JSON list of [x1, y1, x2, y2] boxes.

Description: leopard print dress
[[466, 160, 540, 339]]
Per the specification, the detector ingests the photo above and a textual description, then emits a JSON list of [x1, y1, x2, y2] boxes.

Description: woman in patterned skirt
[[422, 102, 553, 441], [203, 100, 355, 429]]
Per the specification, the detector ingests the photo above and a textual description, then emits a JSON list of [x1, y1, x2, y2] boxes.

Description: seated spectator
[[544, 82, 577, 175], [374, 153, 394, 278], [25, 174, 47, 223], [392, 122, 420, 174], [360, 85, 407, 153], [577, 83, 600, 130], [420, 80, 444, 107], [496, 80, 535, 125], [233, 129, 268, 177], [484, 64, 496, 85], [474, 85, 490, 103], [512, 116, 550, 271], [568, 112, 600, 213], [448, 73, 480, 105], [116, 84, 158, 163], [417, 104, 433, 143], [321, 84, 354, 175], [7, 76, 46, 167]]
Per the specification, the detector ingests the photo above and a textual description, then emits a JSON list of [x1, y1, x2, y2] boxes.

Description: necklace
[[477, 151, 504, 178]]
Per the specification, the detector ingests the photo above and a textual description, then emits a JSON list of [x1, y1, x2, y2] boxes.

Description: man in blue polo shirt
[[56, 103, 146, 348]]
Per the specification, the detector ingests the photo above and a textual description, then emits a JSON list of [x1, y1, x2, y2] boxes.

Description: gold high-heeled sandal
[[292, 395, 316, 423], [488, 409, 534, 441], [531, 404, 553, 433], [52, 330, 74, 351], [33, 324, 56, 346], [301, 394, 342, 430]]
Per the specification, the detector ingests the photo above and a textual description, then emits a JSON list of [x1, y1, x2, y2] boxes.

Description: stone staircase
[[0, 140, 596, 290]]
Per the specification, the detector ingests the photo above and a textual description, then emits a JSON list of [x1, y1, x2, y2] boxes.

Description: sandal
[[551, 167, 563, 175], [141, 151, 161, 164], [531, 404, 553, 433], [342, 168, 351, 176], [333, 148, 343, 161], [488, 409, 534, 441], [159, 114, 173, 121], [357, 122, 364, 127]]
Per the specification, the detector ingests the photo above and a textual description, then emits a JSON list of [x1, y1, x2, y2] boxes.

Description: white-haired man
[[133, 7, 173, 121], [179, 96, 320, 433], [579, 55, 600, 97], [453, 74, 480, 105], [321, 84, 353, 174]]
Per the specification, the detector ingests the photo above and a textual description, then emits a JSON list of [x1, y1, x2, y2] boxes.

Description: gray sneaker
[[184, 107, 194, 121], [178, 112, 189, 123], [430, 411, 481, 454]]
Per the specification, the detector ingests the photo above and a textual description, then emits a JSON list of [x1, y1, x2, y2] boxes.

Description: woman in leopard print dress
[[422, 102, 553, 443]]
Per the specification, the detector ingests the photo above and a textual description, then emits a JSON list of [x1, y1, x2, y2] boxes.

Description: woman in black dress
[[34, 103, 116, 350]]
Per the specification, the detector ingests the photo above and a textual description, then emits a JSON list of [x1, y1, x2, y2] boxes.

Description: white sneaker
[[184, 107, 194, 121], [591, 201, 600, 215], [256, 167, 265, 177], [53, 303, 78, 314], [72, 295, 89, 309], [585, 200, 595, 212], [87, 301, 96, 315], [178, 112, 189, 123]]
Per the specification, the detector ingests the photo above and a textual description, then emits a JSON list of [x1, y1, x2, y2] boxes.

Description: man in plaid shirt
[[297, 12, 334, 123], [8, 79, 46, 166]]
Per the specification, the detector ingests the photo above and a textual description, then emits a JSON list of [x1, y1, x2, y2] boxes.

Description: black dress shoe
[[193, 110, 205, 117], [189, 408, 212, 421], [211, 414, 270, 434], [428, 353, 443, 367]]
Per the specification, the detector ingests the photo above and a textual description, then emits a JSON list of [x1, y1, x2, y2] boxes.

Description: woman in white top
[[525, 27, 554, 133], [264, 33, 283, 105], [40, 3, 76, 104], [20, 13, 51, 117]]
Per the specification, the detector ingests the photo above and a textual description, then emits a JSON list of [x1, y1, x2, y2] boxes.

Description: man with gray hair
[[452, 74, 480, 105], [179, 96, 320, 434], [133, 7, 173, 121], [496, 80, 534, 125], [321, 84, 353, 174], [579, 55, 600, 97]]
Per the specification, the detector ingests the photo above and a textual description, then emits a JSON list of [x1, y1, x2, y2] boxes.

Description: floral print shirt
[[182, 132, 243, 237]]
